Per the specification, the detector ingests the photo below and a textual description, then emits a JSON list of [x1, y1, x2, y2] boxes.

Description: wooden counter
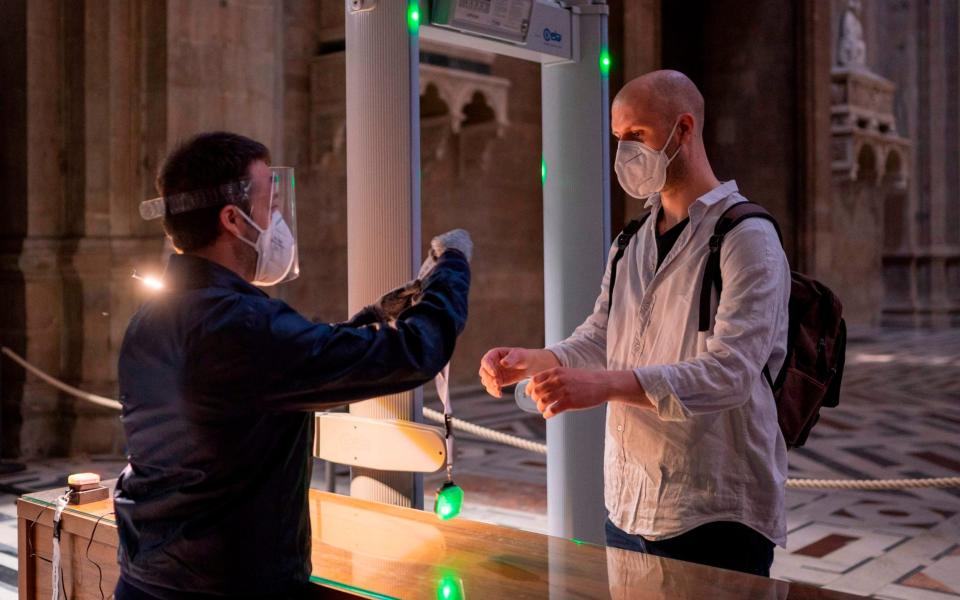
[[19, 484, 863, 599], [18, 485, 118, 600]]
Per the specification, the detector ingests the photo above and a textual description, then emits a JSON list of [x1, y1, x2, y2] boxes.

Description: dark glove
[[367, 279, 423, 323]]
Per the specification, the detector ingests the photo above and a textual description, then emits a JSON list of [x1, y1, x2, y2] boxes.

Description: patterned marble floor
[[1, 328, 956, 599]]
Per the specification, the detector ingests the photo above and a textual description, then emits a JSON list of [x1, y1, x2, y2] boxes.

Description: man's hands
[[531, 369, 648, 418], [480, 350, 649, 418], [478, 347, 559, 398], [526, 367, 614, 418]]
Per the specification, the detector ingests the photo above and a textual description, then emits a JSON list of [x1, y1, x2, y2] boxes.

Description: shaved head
[[612, 70, 716, 198], [613, 70, 705, 136]]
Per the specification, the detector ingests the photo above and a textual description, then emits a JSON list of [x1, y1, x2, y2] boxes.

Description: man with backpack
[[479, 70, 792, 576]]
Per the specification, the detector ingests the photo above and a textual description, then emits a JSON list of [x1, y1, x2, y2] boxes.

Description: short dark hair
[[157, 132, 270, 252]]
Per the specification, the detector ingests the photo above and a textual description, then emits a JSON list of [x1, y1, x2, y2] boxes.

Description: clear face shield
[[140, 166, 299, 287]]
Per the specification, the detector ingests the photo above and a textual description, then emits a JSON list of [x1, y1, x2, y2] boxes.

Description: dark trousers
[[604, 518, 775, 577]]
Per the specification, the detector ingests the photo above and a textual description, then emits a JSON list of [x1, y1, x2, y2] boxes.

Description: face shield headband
[[139, 167, 300, 286]]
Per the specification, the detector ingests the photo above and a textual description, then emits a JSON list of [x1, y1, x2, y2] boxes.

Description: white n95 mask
[[236, 209, 297, 286], [614, 118, 682, 199]]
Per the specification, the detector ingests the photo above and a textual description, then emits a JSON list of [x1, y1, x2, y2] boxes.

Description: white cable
[[4, 346, 958, 490], [51, 491, 70, 600]]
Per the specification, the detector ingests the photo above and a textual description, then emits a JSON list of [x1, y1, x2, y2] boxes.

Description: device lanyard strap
[[435, 363, 454, 479]]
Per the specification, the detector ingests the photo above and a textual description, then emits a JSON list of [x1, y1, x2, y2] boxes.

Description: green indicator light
[[541, 156, 547, 186], [407, 2, 420, 33], [436, 573, 464, 600], [599, 49, 612, 76], [434, 481, 464, 520], [570, 537, 587, 545], [291, 173, 295, 189], [309, 576, 400, 600]]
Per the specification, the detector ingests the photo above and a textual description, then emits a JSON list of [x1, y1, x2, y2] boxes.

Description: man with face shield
[[480, 71, 790, 576], [115, 132, 471, 599]]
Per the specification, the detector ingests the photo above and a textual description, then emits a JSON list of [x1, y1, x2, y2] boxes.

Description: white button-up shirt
[[546, 181, 790, 546]]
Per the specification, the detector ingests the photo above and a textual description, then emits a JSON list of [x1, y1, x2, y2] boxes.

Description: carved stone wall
[[5, 0, 957, 459], [826, 67, 910, 327], [0, 0, 288, 459], [0, 1, 169, 459], [829, 0, 960, 327]]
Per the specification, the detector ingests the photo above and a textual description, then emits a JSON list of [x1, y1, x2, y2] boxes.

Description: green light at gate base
[[434, 482, 463, 520], [599, 49, 612, 76], [541, 157, 547, 186]]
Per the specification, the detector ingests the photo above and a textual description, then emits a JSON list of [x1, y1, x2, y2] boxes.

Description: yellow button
[[67, 472, 100, 487]]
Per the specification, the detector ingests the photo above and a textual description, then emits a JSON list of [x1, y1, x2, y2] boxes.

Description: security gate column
[[542, 4, 610, 544], [344, 0, 423, 508]]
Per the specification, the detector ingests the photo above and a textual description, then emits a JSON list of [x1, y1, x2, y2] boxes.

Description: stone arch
[[418, 64, 510, 135], [882, 150, 907, 252], [880, 148, 912, 312], [460, 91, 496, 127], [417, 64, 511, 172], [456, 91, 500, 175], [449, 85, 506, 134], [882, 148, 907, 190], [420, 83, 450, 119], [854, 142, 879, 184], [420, 83, 454, 165]]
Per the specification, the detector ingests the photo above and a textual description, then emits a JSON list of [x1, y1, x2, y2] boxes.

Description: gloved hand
[[367, 279, 423, 323], [418, 229, 473, 281], [431, 229, 473, 262]]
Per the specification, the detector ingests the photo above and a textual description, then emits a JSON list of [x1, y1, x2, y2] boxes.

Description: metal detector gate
[[343, 0, 610, 544]]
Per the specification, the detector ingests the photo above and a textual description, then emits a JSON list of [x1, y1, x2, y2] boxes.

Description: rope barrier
[[3, 346, 959, 490], [783, 477, 960, 490], [1, 347, 122, 411], [422, 407, 548, 455]]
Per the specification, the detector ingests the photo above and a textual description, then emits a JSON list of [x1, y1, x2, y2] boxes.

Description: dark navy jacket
[[114, 252, 470, 597]]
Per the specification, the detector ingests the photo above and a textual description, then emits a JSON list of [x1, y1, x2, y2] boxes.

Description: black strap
[[607, 214, 650, 317], [697, 202, 782, 332]]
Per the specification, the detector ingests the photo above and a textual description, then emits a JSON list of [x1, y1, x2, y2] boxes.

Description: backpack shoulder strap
[[697, 202, 783, 332], [608, 213, 650, 317], [713, 202, 783, 243]]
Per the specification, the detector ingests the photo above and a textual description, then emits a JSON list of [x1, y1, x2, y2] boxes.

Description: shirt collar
[[643, 180, 739, 224], [162, 253, 268, 298]]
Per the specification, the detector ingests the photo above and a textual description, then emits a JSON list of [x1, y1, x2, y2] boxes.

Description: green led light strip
[[309, 576, 401, 600]]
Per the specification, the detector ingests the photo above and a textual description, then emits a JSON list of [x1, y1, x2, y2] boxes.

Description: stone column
[[615, 0, 661, 225], [0, 0, 71, 458]]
